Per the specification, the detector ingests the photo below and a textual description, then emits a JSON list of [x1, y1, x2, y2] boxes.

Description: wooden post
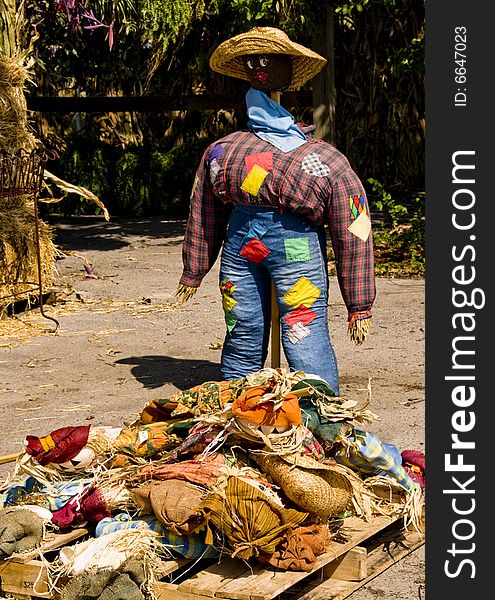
[[270, 90, 281, 368], [312, 3, 336, 143]]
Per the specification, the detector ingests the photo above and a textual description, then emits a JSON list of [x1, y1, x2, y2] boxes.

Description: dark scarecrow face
[[242, 53, 293, 92]]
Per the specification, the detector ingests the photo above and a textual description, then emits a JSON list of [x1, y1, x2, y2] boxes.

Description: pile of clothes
[[0, 368, 425, 600]]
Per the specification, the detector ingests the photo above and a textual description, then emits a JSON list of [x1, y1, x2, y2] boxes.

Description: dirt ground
[[0, 215, 425, 599]]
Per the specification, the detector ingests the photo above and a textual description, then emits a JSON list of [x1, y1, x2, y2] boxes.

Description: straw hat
[[209, 27, 327, 90], [254, 453, 354, 520]]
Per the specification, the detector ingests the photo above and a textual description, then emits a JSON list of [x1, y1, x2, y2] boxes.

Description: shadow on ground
[[47, 215, 187, 252], [115, 355, 222, 390]]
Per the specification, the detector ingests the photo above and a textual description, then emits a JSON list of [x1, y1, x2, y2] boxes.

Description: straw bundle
[[0, 202, 56, 313], [0, 54, 57, 312], [0, 54, 37, 153], [348, 315, 372, 345]]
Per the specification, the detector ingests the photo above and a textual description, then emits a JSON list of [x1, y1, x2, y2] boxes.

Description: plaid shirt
[[180, 126, 375, 315]]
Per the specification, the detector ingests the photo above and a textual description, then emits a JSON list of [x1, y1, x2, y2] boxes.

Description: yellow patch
[[222, 284, 237, 312], [40, 434, 56, 452], [240, 164, 269, 196], [348, 211, 372, 242], [283, 277, 321, 309]]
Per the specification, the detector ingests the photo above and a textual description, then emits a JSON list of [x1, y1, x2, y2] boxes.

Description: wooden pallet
[[0, 513, 424, 600]]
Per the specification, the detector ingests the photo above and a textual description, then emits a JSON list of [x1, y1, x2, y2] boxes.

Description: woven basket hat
[[209, 27, 327, 90], [254, 453, 355, 520]]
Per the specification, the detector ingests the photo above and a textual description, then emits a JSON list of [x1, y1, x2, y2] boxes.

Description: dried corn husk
[[348, 316, 372, 345], [363, 475, 425, 534], [176, 283, 198, 303]]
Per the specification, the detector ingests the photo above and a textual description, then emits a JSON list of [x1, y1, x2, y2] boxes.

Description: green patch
[[225, 312, 237, 333], [284, 238, 310, 263]]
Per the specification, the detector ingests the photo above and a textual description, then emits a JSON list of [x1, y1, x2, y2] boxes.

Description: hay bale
[[0, 54, 37, 153], [0, 197, 56, 314], [0, 53, 56, 314]]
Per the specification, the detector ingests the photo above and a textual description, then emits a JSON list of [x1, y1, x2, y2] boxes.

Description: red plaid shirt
[[180, 126, 375, 316]]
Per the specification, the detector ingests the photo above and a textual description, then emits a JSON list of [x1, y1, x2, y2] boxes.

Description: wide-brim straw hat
[[209, 27, 327, 90], [254, 453, 354, 520]]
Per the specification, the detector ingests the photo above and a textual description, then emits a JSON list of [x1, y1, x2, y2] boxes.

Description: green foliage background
[[11, 0, 424, 274]]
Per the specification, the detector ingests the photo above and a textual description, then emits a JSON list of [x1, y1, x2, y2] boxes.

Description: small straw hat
[[254, 453, 354, 520], [209, 27, 327, 90]]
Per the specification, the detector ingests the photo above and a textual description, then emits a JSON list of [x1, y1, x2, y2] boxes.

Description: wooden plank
[[155, 580, 214, 600], [0, 558, 51, 597], [190, 515, 400, 600], [269, 283, 281, 369], [294, 527, 424, 599], [0, 452, 22, 465], [178, 558, 250, 597], [14, 528, 88, 562], [0, 512, 423, 600], [155, 556, 191, 579], [323, 546, 367, 582], [312, 3, 336, 143], [26, 92, 312, 114]]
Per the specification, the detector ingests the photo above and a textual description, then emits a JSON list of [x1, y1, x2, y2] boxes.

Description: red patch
[[284, 305, 317, 327], [245, 152, 274, 174], [240, 238, 271, 263]]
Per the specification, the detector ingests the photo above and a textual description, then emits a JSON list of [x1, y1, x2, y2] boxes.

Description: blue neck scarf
[[246, 88, 307, 153]]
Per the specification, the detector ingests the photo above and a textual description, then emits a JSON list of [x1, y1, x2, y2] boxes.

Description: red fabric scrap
[[245, 152, 273, 174], [51, 486, 110, 529], [240, 238, 271, 263], [25, 426, 90, 466], [401, 449, 425, 489], [284, 305, 317, 327]]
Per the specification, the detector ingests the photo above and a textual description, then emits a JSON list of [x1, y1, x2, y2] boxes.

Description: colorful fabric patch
[[244, 222, 269, 243], [220, 278, 237, 312], [301, 153, 331, 178], [349, 194, 368, 218], [245, 152, 273, 174], [210, 158, 221, 180], [284, 305, 317, 327], [287, 322, 311, 344], [240, 164, 269, 196], [208, 144, 225, 163], [283, 277, 321, 309], [225, 312, 237, 333], [240, 238, 271, 263], [284, 238, 310, 262], [348, 211, 372, 242]]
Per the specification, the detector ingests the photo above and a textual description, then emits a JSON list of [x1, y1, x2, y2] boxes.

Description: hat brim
[[209, 29, 327, 91]]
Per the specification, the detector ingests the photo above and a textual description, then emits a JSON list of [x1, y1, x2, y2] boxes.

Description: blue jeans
[[219, 204, 340, 395]]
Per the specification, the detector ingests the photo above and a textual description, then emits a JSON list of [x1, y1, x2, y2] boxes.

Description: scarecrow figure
[[177, 27, 375, 395]]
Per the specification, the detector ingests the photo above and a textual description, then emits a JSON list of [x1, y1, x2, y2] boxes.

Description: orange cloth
[[136, 452, 225, 488], [259, 523, 330, 571], [232, 386, 302, 427]]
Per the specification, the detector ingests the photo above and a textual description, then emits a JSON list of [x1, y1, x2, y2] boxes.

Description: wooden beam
[[26, 92, 312, 114], [269, 89, 282, 369], [323, 547, 368, 581], [312, 4, 336, 143]]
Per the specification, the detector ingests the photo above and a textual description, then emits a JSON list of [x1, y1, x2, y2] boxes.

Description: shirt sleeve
[[179, 146, 231, 288], [326, 168, 376, 317]]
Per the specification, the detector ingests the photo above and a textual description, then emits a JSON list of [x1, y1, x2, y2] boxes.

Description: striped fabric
[[0, 475, 92, 511]]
